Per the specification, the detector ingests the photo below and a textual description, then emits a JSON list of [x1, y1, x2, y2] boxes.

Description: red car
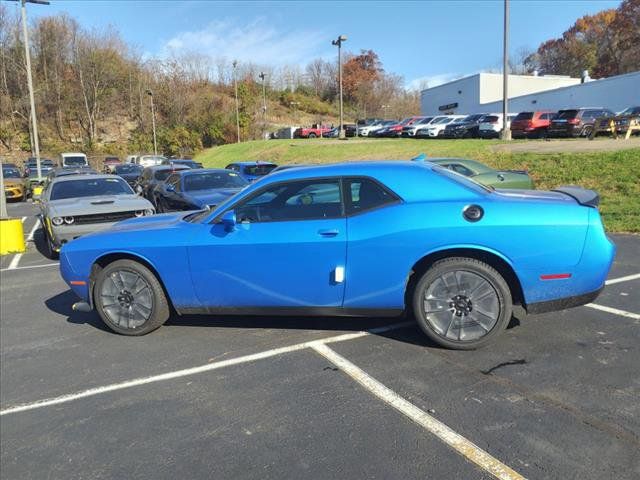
[[103, 156, 121, 173], [294, 124, 333, 138], [510, 111, 555, 138]]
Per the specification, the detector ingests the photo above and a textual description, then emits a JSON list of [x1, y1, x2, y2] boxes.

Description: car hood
[[108, 211, 189, 233], [47, 194, 153, 216], [186, 188, 243, 207]]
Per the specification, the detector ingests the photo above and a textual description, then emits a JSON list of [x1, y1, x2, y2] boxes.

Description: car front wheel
[[412, 257, 512, 349], [94, 259, 170, 336]]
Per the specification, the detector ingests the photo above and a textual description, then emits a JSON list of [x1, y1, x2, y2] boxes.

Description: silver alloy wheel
[[422, 270, 500, 342], [100, 269, 154, 329]]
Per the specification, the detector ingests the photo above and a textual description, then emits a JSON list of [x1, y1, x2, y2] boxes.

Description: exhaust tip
[[72, 301, 92, 312]]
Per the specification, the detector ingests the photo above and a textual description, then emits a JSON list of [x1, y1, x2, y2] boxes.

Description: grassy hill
[[195, 138, 640, 233]]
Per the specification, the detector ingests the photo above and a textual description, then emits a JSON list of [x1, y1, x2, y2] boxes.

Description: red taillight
[[567, 118, 580, 125]]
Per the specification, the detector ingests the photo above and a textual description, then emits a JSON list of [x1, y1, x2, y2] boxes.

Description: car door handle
[[318, 229, 339, 237]]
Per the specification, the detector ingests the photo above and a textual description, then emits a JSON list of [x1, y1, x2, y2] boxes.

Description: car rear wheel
[[308, 133, 317, 138], [412, 257, 512, 350], [95, 259, 170, 336]]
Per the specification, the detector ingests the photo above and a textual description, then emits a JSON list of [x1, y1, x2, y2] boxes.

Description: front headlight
[[64, 216, 74, 225], [144, 208, 154, 216], [52, 216, 64, 226]]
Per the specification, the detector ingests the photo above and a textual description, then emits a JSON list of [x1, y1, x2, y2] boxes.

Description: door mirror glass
[[135, 184, 143, 194], [166, 183, 175, 192], [220, 210, 236, 230]]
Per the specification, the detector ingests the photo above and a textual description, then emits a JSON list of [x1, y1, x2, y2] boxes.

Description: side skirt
[[176, 306, 405, 318]]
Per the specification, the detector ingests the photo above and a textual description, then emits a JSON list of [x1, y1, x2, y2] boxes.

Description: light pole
[[146, 89, 158, 155], [258, 72, 267, 140], [332, 35, 347, 139], [501, 0, 511, 141], [18, 0, 49, 181], [233, 60, 240, 143]]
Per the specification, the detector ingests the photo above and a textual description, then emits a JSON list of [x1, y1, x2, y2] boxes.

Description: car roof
[[228, 161, 276, 166], [263, 161, 433, 181], [177, 168, 230, 176], [145, 164, 190, 172], [49, 173, 122, 183]]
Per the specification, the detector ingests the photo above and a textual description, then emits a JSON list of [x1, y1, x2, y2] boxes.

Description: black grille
[[73, 210, 139, 225]]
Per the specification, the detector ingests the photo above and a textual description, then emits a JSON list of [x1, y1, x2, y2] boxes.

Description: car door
[[188, 178, 347, 309]]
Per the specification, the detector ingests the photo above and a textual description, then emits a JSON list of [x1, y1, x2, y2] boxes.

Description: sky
[[13, 0, 621, 89]]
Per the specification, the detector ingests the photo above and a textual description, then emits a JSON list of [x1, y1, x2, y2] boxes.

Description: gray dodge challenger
[[38, 174, 155, 258]]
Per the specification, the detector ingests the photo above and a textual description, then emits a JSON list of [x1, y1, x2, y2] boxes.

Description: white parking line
[[0, 321, 413, 416], [21, 216, 27, 223], [585, 303, 640, 320], [312, 343, 525, 480], [4, 221, 41, 271], [0, 262, 59, 273], [605, 273, 640, 285]]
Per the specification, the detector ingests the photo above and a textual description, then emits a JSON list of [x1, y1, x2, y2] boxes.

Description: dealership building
[[420, 70, 640, 116]]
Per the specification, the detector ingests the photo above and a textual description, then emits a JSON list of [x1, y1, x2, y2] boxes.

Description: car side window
[[345, 177, 399, 215], [166, 174, 181, 191], [233, 179, 343, 223]]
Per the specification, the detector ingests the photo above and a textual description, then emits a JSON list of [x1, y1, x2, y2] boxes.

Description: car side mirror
[[220, 210, 236, 231], [166, 184, 175, 192], [135, 184, 143, 194]]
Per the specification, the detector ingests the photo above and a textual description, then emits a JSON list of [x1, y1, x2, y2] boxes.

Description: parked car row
[[352, 105, 639, 140]]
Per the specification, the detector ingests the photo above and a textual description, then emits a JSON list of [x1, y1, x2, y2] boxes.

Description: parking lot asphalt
[[1, 201, 639, 479]]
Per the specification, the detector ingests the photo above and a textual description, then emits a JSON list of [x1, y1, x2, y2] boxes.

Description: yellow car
[[2, 166, 25, 201]]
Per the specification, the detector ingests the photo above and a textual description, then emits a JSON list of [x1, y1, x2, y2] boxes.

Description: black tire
[[43, 226, 59, 260], [308, 133, 317, 138], [412, 257, 512, 350], [94, 259, 170, 336], [155, 196, 164, 213]]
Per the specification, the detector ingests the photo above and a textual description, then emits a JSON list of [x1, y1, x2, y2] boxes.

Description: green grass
[[195, 139, 640, 233]]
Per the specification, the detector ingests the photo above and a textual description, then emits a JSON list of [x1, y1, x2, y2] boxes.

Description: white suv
[[478, 113, 517, 138], [415, 116, 466, 138], [137, 155, 167, 167]]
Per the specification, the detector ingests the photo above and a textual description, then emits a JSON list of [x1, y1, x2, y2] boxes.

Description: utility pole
[[259, 72, 267, 140], [501, 0, 511, 141], [146, 89, 158, 155], [19, 0, 49, 180], [0, 162, 7, 218], [233, 60, 240, 143], [332, 35, 347, 139]]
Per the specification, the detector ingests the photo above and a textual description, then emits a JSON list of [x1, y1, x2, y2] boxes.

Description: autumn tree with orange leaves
[[525, 0, 639, 78]]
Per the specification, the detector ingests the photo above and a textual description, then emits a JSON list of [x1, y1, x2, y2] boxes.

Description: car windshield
[[115, 164, 143, 174], [556, 110, 579, 119], [244, 165, 277, 176], [50, 177, 133, 200], [451, 118, 466, 124], [63, 156, 87, 166], [619, 107, 640, 115], [465, 114, 484, 122], [2, 167, 21, 178], [400, 117, 416, 125], [184, 171, 248, 191]]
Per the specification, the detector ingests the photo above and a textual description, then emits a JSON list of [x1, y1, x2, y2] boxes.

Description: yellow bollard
[[0, 218, 26, 255]]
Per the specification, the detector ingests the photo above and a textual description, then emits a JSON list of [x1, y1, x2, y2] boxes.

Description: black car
[[135, 164, 190, 204], [113, 163, 144, 187], [441, 114, 488, 138], [23, 158, 55, 177], [153, 168, 248, 213], [161, 158, 203, 169], [547, 108, 615, 137]]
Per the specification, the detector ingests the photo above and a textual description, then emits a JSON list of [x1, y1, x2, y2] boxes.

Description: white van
[[60, 152, 88, 168]]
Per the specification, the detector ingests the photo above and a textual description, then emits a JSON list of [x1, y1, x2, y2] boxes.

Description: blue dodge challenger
[[60, 161, 615, 349]]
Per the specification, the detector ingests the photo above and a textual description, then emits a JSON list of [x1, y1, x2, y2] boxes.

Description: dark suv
[[547, 108, 614, 137], [442, 114, 487, 138]]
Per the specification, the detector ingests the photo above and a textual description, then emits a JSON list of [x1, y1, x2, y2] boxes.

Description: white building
[[420, 71, 639, 116]]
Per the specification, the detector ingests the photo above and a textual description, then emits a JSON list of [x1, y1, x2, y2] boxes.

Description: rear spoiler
[[552, 186, 599, 208]]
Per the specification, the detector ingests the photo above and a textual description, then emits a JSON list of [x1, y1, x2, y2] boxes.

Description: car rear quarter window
[[345, 178, 400, 215], [441, 163, 474, 177]]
